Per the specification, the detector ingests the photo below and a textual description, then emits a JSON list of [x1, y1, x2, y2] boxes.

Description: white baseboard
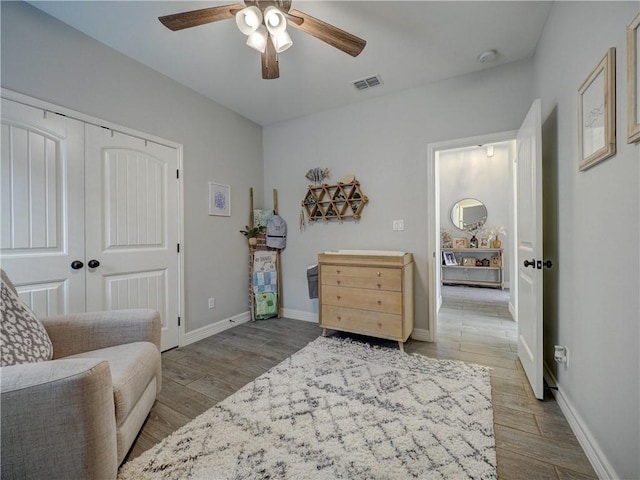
[[543, 363, 618, 479], [281, 308, 318, 323], [182, 311, 251, 346], [508, 301, 517, 321], [411, 328, 433, 342]]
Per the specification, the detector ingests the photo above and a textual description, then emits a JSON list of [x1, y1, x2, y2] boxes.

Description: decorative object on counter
[[469, 234, 478, 248], [490, 225, 506, 249], [240, 224, 266, 246], [442, 251, 457, 266], [305, 167, 330, 185], [302, 179, 368, 222], [479, 237, 490, 248], [463, 258, 477, 267], [441, 228, 453, 248], [453, 238, 469, 249], [481, 258, 490, 267], [490, 255, 502, 267]]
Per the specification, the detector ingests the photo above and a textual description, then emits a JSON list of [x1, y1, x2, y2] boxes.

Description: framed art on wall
[[208, 182, 231, 216], [627, 12, 640, 144], [578, 47, 616, 171]]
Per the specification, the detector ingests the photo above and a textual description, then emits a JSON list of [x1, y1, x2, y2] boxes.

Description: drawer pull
[[377, 283, 381, 288], [376, 271, 381, 277], [377, 300, 382, 305], [337, 316, 341, 321], [336, 269, 341, 274], [336, 280, 341, 285], [377, 322, 382, 328], [337, 295, 341, 301]]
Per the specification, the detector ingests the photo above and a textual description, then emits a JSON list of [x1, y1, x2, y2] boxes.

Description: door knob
[[87, 259, 100, 269], [523, 259, 535, 268], [539, 260, 553, 269], [71, 260, 84, 270]]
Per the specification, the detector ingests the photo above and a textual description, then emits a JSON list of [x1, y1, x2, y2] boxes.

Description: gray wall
[[1, 2, 264, 334], [263, 60, 534, 332], [533, 3, 639, 478]]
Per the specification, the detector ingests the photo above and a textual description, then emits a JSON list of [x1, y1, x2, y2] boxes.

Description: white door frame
[[1, 88, 185, 348], [426, 129, 517, 341]]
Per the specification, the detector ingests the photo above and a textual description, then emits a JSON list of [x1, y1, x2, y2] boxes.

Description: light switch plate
[[392, 220, 405, 231]]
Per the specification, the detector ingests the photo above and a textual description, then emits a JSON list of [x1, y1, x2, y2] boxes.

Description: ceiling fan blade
[[159, 4, 244, 31], [287, 9, 366, 57], [262, 37, 280, 79]]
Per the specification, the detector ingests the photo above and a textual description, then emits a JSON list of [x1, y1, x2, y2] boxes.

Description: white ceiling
[[29, 1, 552, 126]]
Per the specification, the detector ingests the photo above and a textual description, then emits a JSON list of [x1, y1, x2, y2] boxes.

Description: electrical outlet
[[392, 219, 405, 231], [208, 297, 215, 309]]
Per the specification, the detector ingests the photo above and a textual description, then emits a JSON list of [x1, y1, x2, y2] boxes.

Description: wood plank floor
[[125, 287, 597, 479]]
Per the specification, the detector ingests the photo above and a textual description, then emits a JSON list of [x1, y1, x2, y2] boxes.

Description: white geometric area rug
[[118, 337, 496, 480]]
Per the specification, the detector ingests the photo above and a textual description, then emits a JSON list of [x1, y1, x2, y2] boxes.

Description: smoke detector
[[478, 49, 498, 63]]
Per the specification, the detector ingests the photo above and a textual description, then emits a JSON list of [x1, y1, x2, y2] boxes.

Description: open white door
[[516, 99, 544, 399]]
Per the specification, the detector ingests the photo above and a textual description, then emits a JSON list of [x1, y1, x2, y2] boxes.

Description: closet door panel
[[84, 126, 180, 350], [0, 99, 85, 315]]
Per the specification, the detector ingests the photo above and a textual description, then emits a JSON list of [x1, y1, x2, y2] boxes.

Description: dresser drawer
[[321, 305, 403, 339], [320, 266, 401, 291], [321, 285, 402, 314]]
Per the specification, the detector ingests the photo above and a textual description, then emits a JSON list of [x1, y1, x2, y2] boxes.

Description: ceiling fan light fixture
[[272, 31, 293, 53], [246, 25, 268, 52], [236, 6, 263, 35], [263, 6, 287, 35]]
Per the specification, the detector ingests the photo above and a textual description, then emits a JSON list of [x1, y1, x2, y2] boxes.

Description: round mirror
[[450, 198, 487, 232]]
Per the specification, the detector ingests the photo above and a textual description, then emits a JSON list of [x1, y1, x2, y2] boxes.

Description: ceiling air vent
[[352, 74, 383, 91]]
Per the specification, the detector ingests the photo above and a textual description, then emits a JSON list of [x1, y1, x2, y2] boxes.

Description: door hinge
[[177, 243, 180, 253], [178, 316, 181, 326], [176, 169, 180, 179]]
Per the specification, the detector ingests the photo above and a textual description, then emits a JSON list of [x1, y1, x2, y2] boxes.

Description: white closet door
[[1, 99, 85, 316], [84, 125, 180, 350]]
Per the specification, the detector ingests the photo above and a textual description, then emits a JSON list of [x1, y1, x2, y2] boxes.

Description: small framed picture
[[578, 47, 616, 171], [442, 251, 457, 266], [479, 237, 490, 248], [208, 182, 231, 216], [490, 255, 502, 268], [463, 258, 476, 267], [453, 238, 469, 249]]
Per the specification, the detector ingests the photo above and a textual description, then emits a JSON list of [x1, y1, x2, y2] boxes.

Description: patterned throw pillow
[[0, 271, 54, 366]]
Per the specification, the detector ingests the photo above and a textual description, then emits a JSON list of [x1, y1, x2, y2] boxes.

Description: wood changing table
[[318, 250, 414, 351]]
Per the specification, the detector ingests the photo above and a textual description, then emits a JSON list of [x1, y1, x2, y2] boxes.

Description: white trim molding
[[183, 311, 251, 346], [411, 328, 432, 342], [543, 364, 619, 480], [282, 308, 318, 324]]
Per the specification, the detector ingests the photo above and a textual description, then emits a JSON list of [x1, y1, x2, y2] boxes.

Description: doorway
[[427, 131, 518, 344]]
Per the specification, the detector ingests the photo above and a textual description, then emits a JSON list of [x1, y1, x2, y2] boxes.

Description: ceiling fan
[[158, 0, 366, 79]]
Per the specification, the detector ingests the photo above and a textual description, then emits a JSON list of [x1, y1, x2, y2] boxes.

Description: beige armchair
[[1, 273, 162, 480]]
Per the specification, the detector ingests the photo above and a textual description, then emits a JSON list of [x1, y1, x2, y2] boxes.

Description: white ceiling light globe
[[235, 6, 263, 35], [263, 6, 287, 35]]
